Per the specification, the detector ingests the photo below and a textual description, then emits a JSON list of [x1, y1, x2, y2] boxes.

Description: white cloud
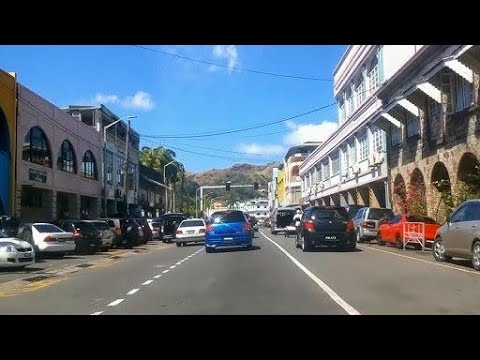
[[92, 91, 155, 111], [237, 143, 286, 156], [283, 120, 338, 146], [122, 91, 155, 111], [212, 45, 239, 72]]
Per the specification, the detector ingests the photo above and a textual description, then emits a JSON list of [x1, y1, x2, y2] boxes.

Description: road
[[0, 230, 479, 314]]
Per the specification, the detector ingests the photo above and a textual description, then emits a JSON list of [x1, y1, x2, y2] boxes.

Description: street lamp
[[195, 188, 200, 218], [164, 160, 179, 213], [102, 115, 137, 217]]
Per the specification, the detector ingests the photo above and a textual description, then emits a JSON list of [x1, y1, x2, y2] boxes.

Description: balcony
[[288, 156, 305, 164]]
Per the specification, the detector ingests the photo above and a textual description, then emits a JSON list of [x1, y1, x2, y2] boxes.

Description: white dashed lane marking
[[169, 265, 176, 269], [91, 311, 103, 315], [127, 288, 140, 295], [142, 280, 154, 285], [162, 269, 170, 274], [108, 299, 125, 307], [154, 275, 162, 279]]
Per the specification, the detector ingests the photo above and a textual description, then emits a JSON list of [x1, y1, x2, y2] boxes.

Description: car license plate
[[325, 235, 337, 240], [224, 237, 234, 240], [24, 253, 32, 258], [57, 238, 65, 242], [188, 230, 195, 234]]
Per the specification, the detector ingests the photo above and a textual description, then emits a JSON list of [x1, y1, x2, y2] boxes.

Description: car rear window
[[34, 224, 64, 233], [0, 230, 8, 238], [277, 210, 295, 217], [368, 208, 394, 220], [151, 222, 162, 228], [164, 218, 183, 226], [106, 220, 115, 227], [73, 222, 97, 232], [211, 211, 246, 223], [310, 208, 348, 221], [180, 220, 204, 227], [90, 221, 110, 230], [406, 215, 438, 224]]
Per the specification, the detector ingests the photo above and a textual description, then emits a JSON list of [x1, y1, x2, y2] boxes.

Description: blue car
[[205, 210, 253, 253]]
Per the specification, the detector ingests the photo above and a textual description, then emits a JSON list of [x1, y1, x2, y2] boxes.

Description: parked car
[[98, 218, 141, 248], [16, 223, 75, 257], [295, 206, 356, 252], [352, 207, 395, 243], [205, 210, 252, 253], [248, 216, 259, 232], [84, 220, 115, 251], [175, 218, 206, 247], [0, 229, 35, 268], [0, 216, 21, 237], [147, 218, 162, 240], [270, 207, 298, 234], [161, 213, 187, 243], [133, 218, 153, 243], [378, 214, 441, 249], [433, 199, 480, 270], [52, 220, 102, 255]]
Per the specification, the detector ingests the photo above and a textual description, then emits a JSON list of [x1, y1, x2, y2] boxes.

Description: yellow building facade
[[276, 168, 285, 206]]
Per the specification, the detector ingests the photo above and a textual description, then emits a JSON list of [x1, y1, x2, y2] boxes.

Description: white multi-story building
[[300, 45, 423, 208], [268, 167, 279, 210], [231, 198, 269, 219]]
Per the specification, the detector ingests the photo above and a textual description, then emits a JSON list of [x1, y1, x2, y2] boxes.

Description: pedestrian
[[293, 209, 302, 241]]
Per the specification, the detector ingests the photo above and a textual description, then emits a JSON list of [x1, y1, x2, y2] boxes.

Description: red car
[[377, 214, 441, 249]]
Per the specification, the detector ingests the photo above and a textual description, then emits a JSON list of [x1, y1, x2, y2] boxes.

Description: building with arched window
[[15, 84, 102, 221], [0, 70, 17, 217]]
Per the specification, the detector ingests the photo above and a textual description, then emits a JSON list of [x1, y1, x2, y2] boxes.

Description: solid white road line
[[260, 231, 360, 315], [142, 280, 154, 285], [127, 288, 140, 295], [91, 311, 103, 315], [107, 299, 125, 307], [162, 269, 170, 273], [154, 275, 162, 279]]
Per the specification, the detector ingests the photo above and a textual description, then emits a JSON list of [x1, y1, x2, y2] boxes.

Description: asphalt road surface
[[0, 230, 479, 315]]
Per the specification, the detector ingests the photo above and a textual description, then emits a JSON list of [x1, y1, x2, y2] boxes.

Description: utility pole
[[123, 120, 130, 217]]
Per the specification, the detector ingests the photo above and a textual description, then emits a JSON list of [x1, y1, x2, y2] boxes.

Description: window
[[359, 136, 368, 161], [390, 215, 402, 224], [105, 151, 113, 185], [339, 102, 345, 123], [57, 140, 77, 174], [321, 161, 329, 179], [331, 153, 340, 176], [347, 90, 354, 115], [427, 98, 441, 139], [127, 162, 138, 190], [372, 128, 384, 153], [406, 115, 420, 138], [116, 156, 124, 186], [451, 205, 469, 223], [454, 76, 473, 112], [82, 151, 97, 180], [369, 59, 380, 92], [368, 208, 394, 220], [341, 148, 348, 173], [465, 203, 480, 221], [22, 126, 51, 167], [349, 141, 356, 165], [391, 125, 402, 145], [356, 79, 365, 106]]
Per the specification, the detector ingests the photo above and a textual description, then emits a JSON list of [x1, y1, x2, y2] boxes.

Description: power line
[[132, 45, 333, 82], [141, 102, 337, 139]]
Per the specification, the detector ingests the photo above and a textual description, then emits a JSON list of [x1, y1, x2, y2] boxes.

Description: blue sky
[[0, 45, 346, 172]]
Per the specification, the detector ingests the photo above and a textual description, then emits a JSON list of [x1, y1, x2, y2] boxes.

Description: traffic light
[[253, 182, 259, 190], [226, 181, 232, 191]]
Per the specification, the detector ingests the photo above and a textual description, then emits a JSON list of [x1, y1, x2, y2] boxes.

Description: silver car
[[84, 220, 115, 251], [352, 207, 394, 242], [433, 199, 480, 271], [0, 230, 35, 268]]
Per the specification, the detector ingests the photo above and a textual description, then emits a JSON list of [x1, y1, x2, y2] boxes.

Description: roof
[[284, 144, 319, 162]]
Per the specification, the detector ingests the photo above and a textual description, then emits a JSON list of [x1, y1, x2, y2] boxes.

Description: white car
[[16, 223, 76, 256], [175, 219, 206, 247], [0, 230, 35, 268]]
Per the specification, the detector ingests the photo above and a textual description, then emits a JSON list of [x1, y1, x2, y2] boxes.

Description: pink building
[[15, 84, 102, 221]]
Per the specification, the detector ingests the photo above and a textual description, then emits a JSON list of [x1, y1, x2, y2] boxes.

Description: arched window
[[81, 151, 97, 180], [57, 140, 77, 174], [22, 126, 51, 167]]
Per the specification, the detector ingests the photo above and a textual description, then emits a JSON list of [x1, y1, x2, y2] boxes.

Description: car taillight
[[243, 222, 251, 232], [304, 220, 314, 231], [176, 229, 183, 235], [347, 220, 355, 232], [362, 221, 375, 229], [206, 224, 213, 232], [199, 229, 206, 233], [71, 231, 81, 239], [44, 236, 56, 242]]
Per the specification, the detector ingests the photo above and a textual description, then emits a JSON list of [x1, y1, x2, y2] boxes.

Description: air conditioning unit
[[351, 165, 361, 175], [369, 151, 385, 167]]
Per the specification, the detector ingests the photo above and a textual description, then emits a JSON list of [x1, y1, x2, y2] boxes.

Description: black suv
[[296, 206, 356, 252], [133, 218, 153, 243], [160, 213, 187, 243], [53, 220, 102, 254]]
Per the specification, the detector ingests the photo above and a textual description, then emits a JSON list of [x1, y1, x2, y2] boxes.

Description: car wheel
[[205, 246, 213, 253], [377, 233, 386, 246], [472, 241, 480, 271], [176, 242, 182, 247], [302, 238, 311, 252], [432, 237, 451, 262], [395, 236, 403, 249]]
